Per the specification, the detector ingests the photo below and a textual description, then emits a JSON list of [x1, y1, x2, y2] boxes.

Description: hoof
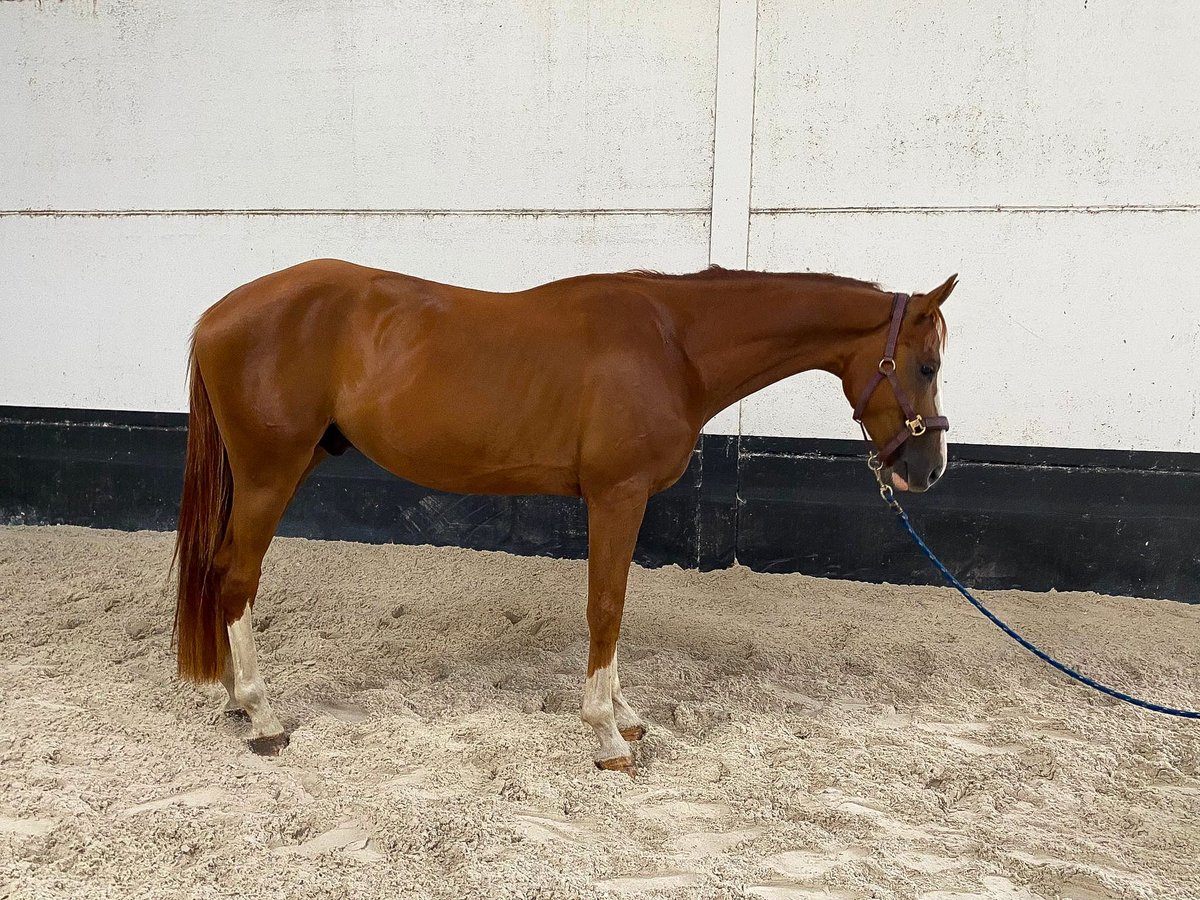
[[619, 724, 647, 742], [595, 755, 637, 777], [247, 732, 289, 756]]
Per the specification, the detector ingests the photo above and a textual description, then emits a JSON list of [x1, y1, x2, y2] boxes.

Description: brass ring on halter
[[867, 452, 883, 473], [906, 415, 926, 437], [878, 357, 896, 374]]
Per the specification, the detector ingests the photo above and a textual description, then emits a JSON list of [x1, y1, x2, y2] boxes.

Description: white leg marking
[[227, 607, 284, 739], [611, 656, 644, 733], [581, 664, 631, 764], [219, 658, 240, 713]]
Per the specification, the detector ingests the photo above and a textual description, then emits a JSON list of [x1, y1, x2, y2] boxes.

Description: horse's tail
[[172, 346, 233, 684]]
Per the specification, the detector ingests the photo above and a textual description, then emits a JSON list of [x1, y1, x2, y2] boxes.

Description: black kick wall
[[2, 406, 1197, 603]]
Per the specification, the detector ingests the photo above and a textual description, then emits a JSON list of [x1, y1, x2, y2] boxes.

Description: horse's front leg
[[581, 483, 649, 774]]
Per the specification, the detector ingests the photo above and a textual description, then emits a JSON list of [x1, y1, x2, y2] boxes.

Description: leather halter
[[852, 292, 949, 465]]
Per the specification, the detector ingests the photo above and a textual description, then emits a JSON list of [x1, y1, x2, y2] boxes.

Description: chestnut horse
[[174, 260, 955, 771]]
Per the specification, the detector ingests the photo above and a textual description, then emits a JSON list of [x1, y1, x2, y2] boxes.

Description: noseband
[[852, 292, 949, 465]]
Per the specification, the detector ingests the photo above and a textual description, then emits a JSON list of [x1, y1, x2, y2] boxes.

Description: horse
[[173, 260, 955, 773]]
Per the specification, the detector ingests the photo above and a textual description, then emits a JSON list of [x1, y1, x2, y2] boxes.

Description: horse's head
[[843, 275, 956, 493]]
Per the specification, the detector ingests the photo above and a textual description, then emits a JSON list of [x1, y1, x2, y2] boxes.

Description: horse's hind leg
[[215, 448, 326, 729], [217, 661, 245, 720], [216, 448, 322, 754]]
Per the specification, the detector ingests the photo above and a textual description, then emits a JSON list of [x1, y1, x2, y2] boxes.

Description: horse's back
[[192, 260, 698, 495]]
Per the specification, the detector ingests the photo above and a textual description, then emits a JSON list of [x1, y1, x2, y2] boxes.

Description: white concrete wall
[[3, 1, 1198, 452], [0, 0, 717, 410], [746, 1, 1200, 451]]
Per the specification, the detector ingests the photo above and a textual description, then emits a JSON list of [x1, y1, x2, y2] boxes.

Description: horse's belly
[[337, 402, 582, 497], [372, 445, 579, 496]]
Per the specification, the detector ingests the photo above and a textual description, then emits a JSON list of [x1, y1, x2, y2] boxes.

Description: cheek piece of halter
[[852, 292, 950, 470]]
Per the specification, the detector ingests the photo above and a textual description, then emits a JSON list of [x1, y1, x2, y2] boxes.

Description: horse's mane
[[624, 265, 947, 344], [623, 264, 881, 292]]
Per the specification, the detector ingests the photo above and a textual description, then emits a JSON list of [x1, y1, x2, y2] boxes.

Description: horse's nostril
[[929, 467, 942, 484]]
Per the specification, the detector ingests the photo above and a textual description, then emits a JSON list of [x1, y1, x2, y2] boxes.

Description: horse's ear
[[916, 274, 957, 315]]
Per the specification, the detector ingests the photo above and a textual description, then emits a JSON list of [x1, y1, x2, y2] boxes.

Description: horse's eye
[[920, 364, 936, 379]]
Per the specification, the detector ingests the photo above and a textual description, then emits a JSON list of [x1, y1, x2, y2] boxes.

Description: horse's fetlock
[[234, 681, 265, 711]]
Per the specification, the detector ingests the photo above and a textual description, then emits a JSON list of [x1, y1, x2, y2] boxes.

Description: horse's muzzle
[[890, 448, 945, 493]]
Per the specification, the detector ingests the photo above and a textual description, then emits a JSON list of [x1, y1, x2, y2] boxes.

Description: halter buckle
[[906, 415, 927, 437], [878, 357, 896, 374]]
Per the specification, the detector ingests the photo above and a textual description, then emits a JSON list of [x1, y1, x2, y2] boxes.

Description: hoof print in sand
[[247, 732, 290, 755], [540, 688, 576, 714], [0, 815, 56, 837], [314, 698, 370, 724], [671, 701, 730, 736], [273, 822, 384, 863], [122, 787, 226, 817]]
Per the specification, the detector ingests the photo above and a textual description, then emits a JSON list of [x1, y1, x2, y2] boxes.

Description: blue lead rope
[[882, 487, 1200, 720]]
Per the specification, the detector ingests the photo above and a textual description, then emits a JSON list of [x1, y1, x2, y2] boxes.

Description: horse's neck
[[665, 276, 889, 422]]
